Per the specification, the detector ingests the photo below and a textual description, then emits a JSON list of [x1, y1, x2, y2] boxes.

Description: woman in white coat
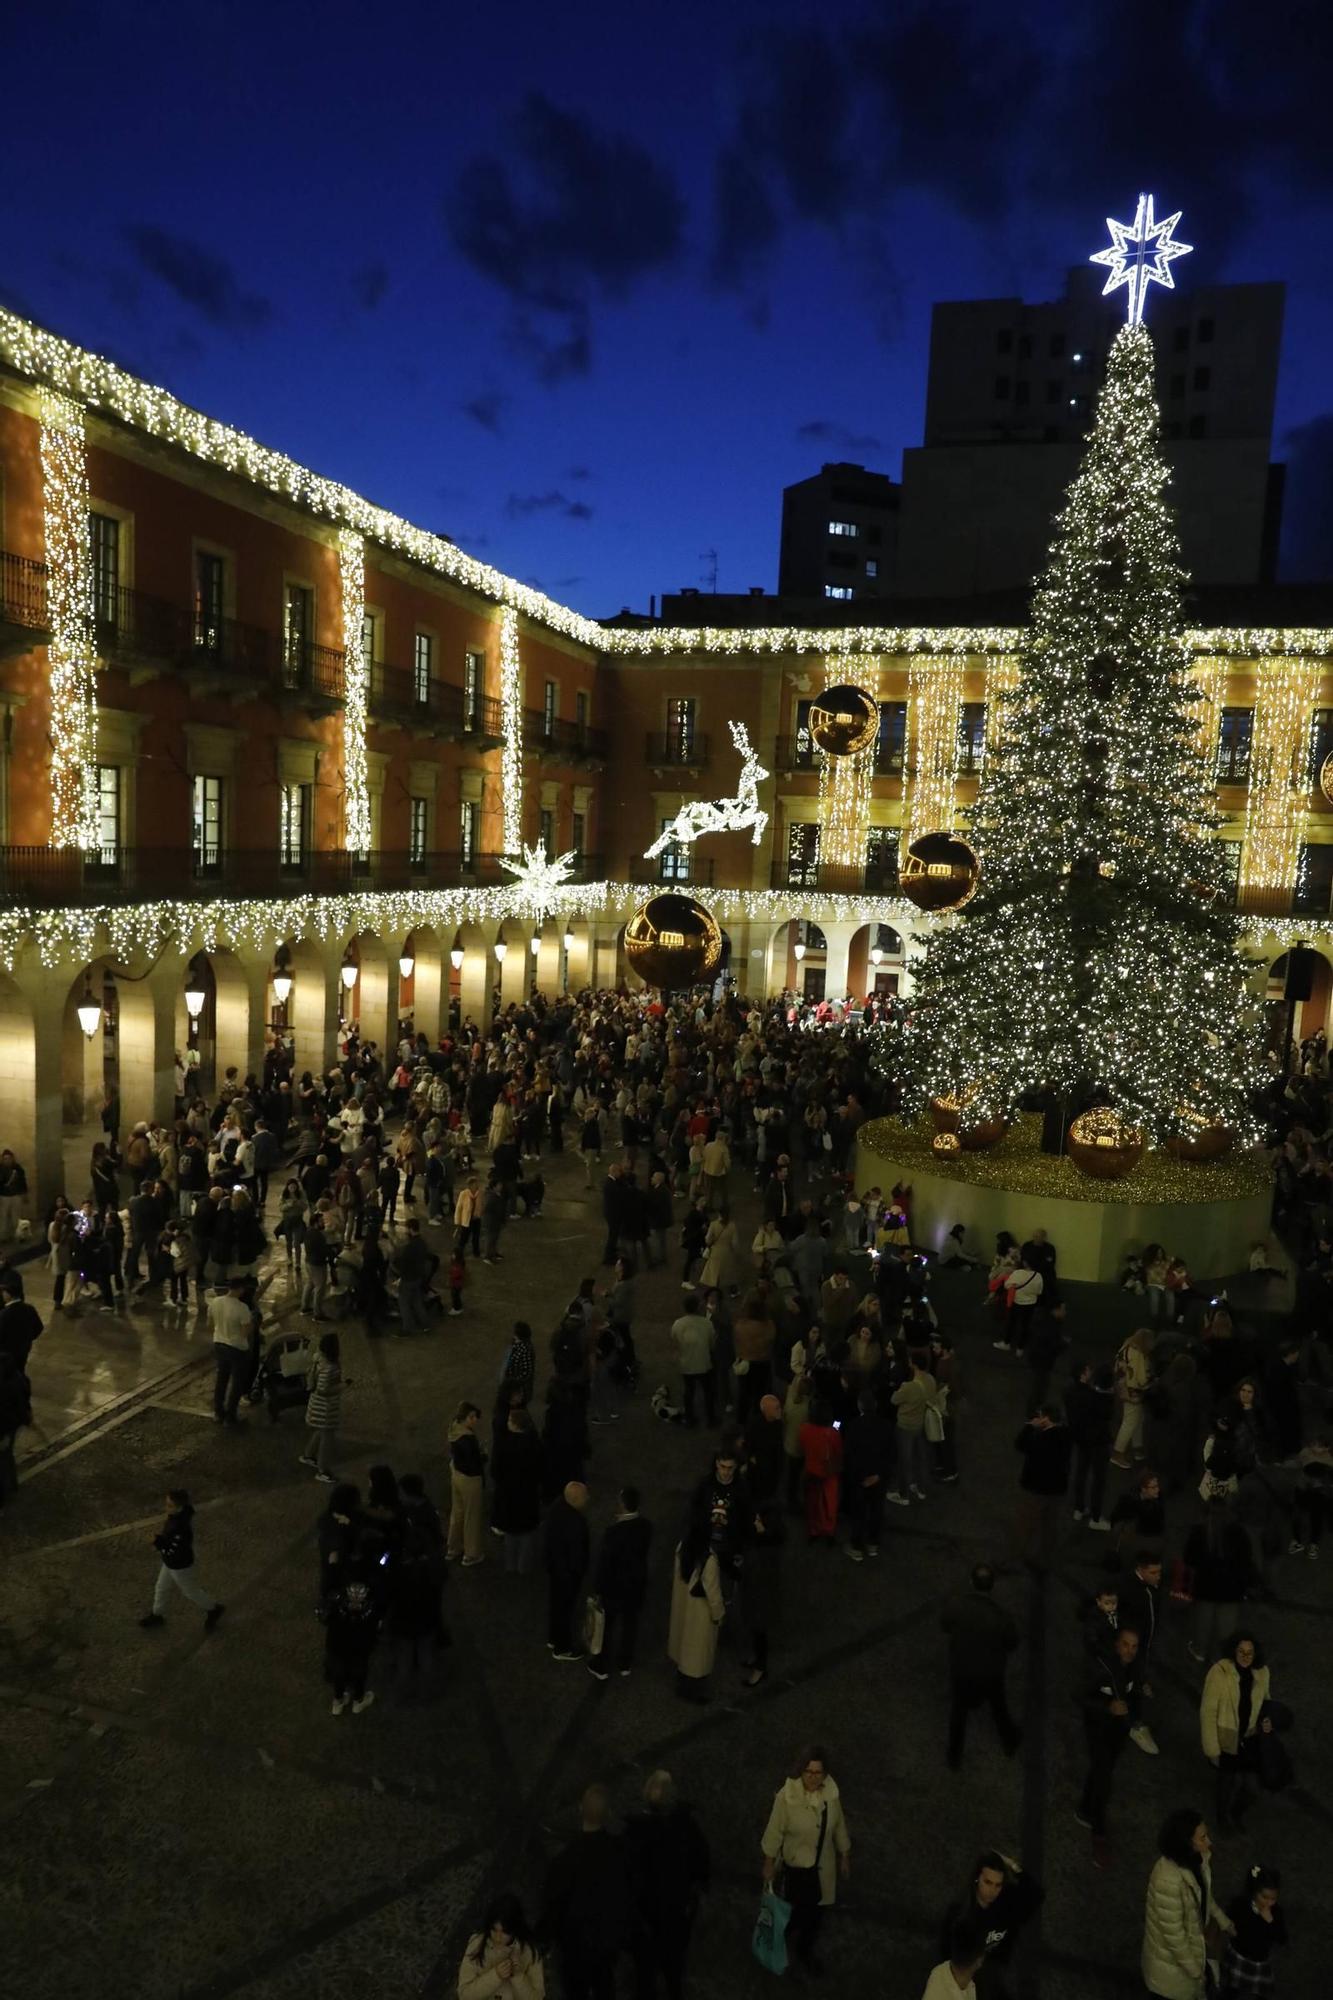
[[457, 1893, 544, 2000], [668, 1519, 725, 1702], [1141, 1808, 1232, 2000], [759, 1745, 852, 1974], [1199, 1632, 1273, 1832]]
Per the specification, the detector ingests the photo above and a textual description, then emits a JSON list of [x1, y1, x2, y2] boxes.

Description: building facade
[[0, 307, 1331, 1215], [778, 462, 901, 602]]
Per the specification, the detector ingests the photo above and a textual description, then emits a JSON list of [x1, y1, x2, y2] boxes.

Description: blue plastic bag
[[752, 1885, 792, 1974]]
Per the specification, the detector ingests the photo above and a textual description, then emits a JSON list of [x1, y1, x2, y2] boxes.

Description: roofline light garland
[[39, 389, 100, 849], [499, 606, 524, 855], [338, 529, 371, 852]]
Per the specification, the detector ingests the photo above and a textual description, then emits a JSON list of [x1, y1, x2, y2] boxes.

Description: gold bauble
[[929, 1095, 961, 1134], [624, 893, 722, 991], [932, 1131, 961, 1157], [808, 683, 878, 758], [1067, 1108, 1144, 1181], [901, 832, 980, 913], [958, 1117, 1007, 1151], [1164, 1109, 1233, 1162], [1320, 752, 1333, 806]]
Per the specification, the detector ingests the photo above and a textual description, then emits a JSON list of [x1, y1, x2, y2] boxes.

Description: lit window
[[459, 798, 479, 867], [463, 650, 482, 728], [543, 679, 558, 734], [824, 584, 854, 600], [279, 782, 307, 868], [95, 765, 121, 863], [827, 521, 859, 537], [193, 775, 223, 871], [414, 631, 433, 703], [865, 559, 878, 578], [408, 797, 428, 866]]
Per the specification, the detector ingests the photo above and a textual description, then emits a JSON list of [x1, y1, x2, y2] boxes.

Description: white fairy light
[[1090, 194, 1192, 325], [39, 389, 100, 848], [500, 840, 577, 911], [643, 721, 769, 858], [1240, 657, 1321, 905], [338, 529, 371, 852], [499, 607, 524, 855], [908, 651, 968, 842], [818, 650, 880, 872]]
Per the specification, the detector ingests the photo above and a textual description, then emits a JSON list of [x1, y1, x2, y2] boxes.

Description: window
[[994, 375, 1011, 400], [666, 696, 696, 758], [958, 702, 987, 775], [539, 807, 554, 852], [865, 827, 899, 890], [543, 679, 558, 735], [1197, 315, 1214, 343], [1018, 333, 1032, 360], [1188, 413, 1207, 439], [463, 650, 482, 729], [575, 690, 589, 739], [657, 815, 691, 883], [1294, 843, 1333, 916], [1193, 365, 1211, 392], [1309, 708, 1333, 788], [408, 796, 428, 867], [786, 822, 821, 887], [824, 584, 854, 600], [1216, 707, 1254, 784], [995, 328, 1013, 353], [360, 611, 378, 669], [876, 701, 908, 774], [192, 775, 223, 873], [570, 810, 586, 858], [194, 550, 225, 653], [414, 631, 434, 704], [794, 698, 814, 759], [283, 583, 312, 683], [94, 765, 120, 864], [1048, 332, 1065, 358], [827, 520, 859, 537], [459, 798, 479, 868], [89, 513, 121, 627], [279, 783, 308, 869], [865, 559, 879, 578]]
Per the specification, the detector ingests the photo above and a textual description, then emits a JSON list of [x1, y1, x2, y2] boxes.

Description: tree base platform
[[855, 1116, 1273, 1284]]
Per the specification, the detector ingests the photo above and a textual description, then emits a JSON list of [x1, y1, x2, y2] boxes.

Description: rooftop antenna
[[700, 548, 719, 594]]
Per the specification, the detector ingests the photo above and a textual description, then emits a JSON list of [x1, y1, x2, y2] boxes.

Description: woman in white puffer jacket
[[1142, 1808, 1233, 2000]]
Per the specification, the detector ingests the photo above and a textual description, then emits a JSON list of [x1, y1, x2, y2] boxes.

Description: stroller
[[249, 1330, 314, 1422]]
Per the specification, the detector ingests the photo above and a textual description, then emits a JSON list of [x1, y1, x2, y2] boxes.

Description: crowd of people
[[2, 981, 1330, 1997]]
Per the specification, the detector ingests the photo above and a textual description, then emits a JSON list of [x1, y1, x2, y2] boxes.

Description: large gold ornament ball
[[624, 892, 722, 991], [1320, 752, 1333, 806], [901, 831, 980, 913], [808, 683, 878, 758], [1067, 1108, 1144, 1181], [931, 1131, 961, 1157], [1164, 1110, 1233, 1162], [958, 1116, 1007, 1151], [929, 1095, 961, 1134]]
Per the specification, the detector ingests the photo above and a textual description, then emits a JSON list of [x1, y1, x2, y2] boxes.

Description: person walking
[[623, 1770, 710, 2000], [545, 1481, 591, 1662], [732, 1292, 776, 1424], [208, 1274, 254, 1429], [667, 1517, 725, 1702], [492, 1407, 545, 1575], [458, 1893, 545, 2000], [1142, 1808, 1233, 2000], [1111, 1328, 1156, 1467], [941, 1563, 1022, 1769], [739, 1500, 785, 1689], [798, 1399, 843, 1544], [139, 1489, 224, 1632], [1200, 1632, 1274, 1832], [996, 1255, 1042, 1354], [586, 1484, 652, 1682], [1078, 1625, 1142, 1866], [1121, 1550, 1165, 1756], [1065, 1360, 1115, 1530], [1219, 1864, 1287, 1998], [1184, 1504, 1259, 1665], [447, 1401, 487, 1567], [323, 1564, 382, 1715], [1013, 1405, 1072, 1569], [670, 1294, 716, 1427], [843, 1388, 894, 1559], [539, 1783, 630, 2000], [938, 1851, 1042, 2000], [299, 1333, 344, 1483], [888, 1348, 938, 1505], [759, 1745, 852, 1975]]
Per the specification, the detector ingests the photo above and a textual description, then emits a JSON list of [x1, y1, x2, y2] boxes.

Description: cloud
[[566, 465, 592, 482], [797, 419, 884, 455], [351, 262, 389, 310], [504, 490, 593, 523], [461, 391, 509, 434], [123, 225, 272, 332], [447, 92, 685, 377]]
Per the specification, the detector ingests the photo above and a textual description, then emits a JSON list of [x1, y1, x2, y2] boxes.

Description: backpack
[[923, 1389, 948, 1445]]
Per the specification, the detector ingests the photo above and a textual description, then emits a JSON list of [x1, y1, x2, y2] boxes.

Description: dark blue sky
[[7, 0, 1333, 613]]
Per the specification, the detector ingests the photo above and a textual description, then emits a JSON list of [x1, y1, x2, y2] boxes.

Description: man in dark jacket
[[1078, 1625, 1141, 1863], [126, 1180, 166, 1287], [1013, 1406, 1072, 1569], [540, 1781, 631, 2000], [587, 1485, 653, 1681], [843, 1389, 895, 1559], [1064, 1361, 1115, 1530], [545, 1480, 591, 1660], [1119, 1550, 1163, 1756], [0, 1284, 43, 1375], [742, 1394, 786, 1506], [623, 1769, 710, 2000], [938, 1849, 1042, 2000], [941, 1563, 1022, 1768]]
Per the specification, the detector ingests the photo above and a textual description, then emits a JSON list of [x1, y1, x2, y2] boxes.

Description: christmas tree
[[896, 318, 1261, 1146]]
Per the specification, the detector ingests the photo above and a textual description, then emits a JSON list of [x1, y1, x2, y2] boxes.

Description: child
[[166, 1222, 193, 1306], [448, 1251, 465, 1317], [1220, 1864, 1287, 1996], [323, 1568, 381, 1715], [140, 1490, 224, 1631], [1247, 1240, 1287, 1282], [1109, 1468, 1165, 1553]]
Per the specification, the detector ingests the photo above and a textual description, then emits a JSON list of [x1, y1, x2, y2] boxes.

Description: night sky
[[7, 0, 1333, 614]]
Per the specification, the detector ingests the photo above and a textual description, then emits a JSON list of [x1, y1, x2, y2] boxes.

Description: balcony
[[645, 732, 710, 770], [525, 713, 609, 764], [91, 584, 185, 671], [770, 859, 900, 897], [182, 613, 276, 687], [651, 854, 715, 886], [278, 639, 345, 713], [367, 664, 504, 746], [0, 551, 50, 658], [773, 734, 904, 776]]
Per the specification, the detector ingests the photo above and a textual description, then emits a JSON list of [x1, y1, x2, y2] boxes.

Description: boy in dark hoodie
[[140, 1489, 224, 1631]]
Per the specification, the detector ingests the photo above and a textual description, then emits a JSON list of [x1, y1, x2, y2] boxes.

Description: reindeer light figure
[[644, 720, 769, 860]]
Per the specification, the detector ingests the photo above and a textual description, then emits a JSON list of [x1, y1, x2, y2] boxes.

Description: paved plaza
[[1, 1145, 1328, 2000]]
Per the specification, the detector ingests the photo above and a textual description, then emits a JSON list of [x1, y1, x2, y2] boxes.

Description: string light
[[500, 840, 577, 908], [908, 650, 967, 842], [818, 649, 880, 871], [39, 389, 99, 849], [643, 720, 768, 858], [1090, 193, 1192, 325], [499, 606, 524, 855], [1240, 656, 1321, 906], [338, 529, 371, 852]]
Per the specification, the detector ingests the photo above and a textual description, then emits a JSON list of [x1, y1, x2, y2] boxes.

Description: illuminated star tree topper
[[500, 840, 577, 913], [1090, 193, 1192, 325]]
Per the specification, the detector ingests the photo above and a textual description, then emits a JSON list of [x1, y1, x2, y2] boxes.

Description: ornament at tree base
[[1164, 1109, 1232, 1161], [930, 1087, 1005, 1148], [624, 892, 722, 991], [808, 683, 878, 758], [1067, 1108, 1144, 1180], [1319, 752, 1333, 806], [958, 1116, 1007, 1151], [929, 1095, 961, 1134], [931, 1131, 961, 1157], [901, 832, 980, 913]]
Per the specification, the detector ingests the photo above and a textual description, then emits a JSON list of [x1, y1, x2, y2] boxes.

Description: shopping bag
[[582, 1595, 605, 1657], [752, 1886, 791, 1975]]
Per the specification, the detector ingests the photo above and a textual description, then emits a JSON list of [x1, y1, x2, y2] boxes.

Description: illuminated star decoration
[[643, 720, 770, 859], [1090, 193, 1192, 325], [500, 840, 577, 913]]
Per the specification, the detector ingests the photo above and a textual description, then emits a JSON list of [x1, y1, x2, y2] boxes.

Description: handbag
[[752, 1886, 791, 1975], [822, 1130, 833, 1152], [582, 1595, 605, 1657]]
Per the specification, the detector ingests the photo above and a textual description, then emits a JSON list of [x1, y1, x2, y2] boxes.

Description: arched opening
[[399, 926, 443, 1048], [276, 936, 329, 1082], [849, 921, 906, 1001], [338, 931, 390, 1059], [61, 958, 156, 1139], [0, 968, 37, 1234], [455, 921, 493, 1034], [562, 915, 592, 995], [496, 916, 530, 1013], [1266, 947, 1333, 1065]]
